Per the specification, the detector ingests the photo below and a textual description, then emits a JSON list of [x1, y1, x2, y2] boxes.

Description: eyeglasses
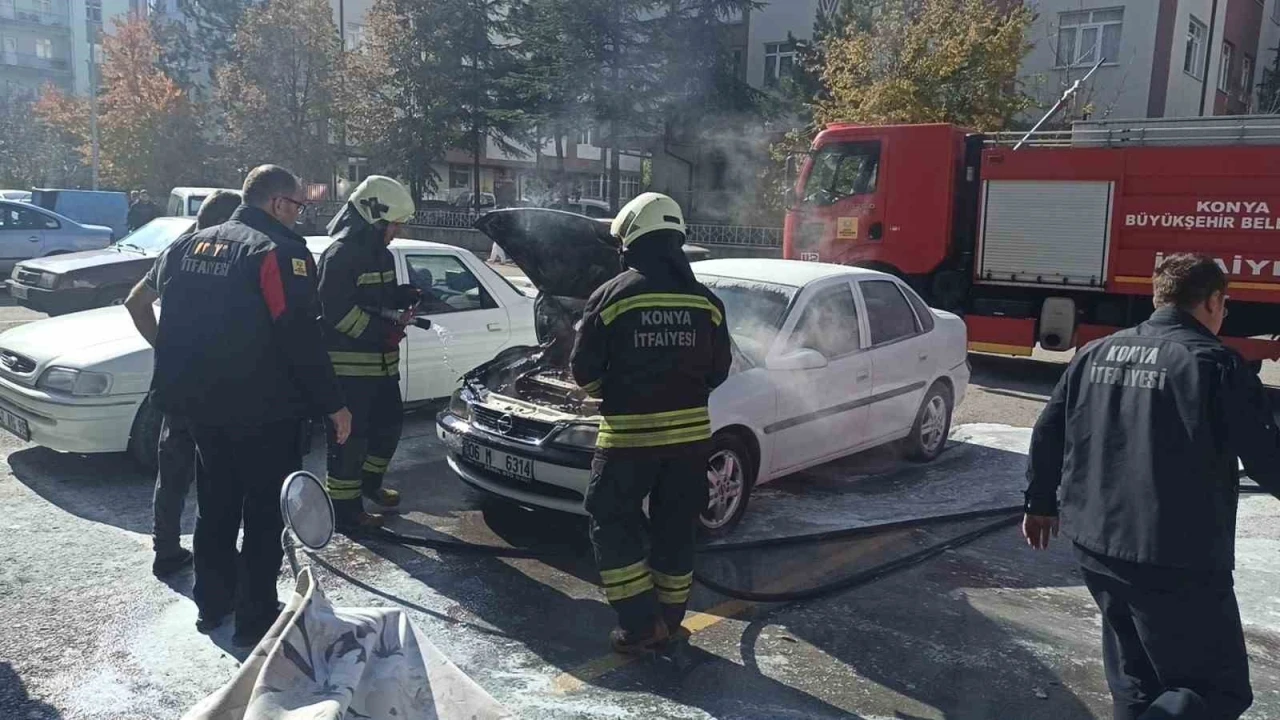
[[278, 196, 307, 212]]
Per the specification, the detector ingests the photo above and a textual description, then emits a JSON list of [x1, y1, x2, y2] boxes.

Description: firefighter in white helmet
[[570, 192, 732, 654], [318, 176, 422, 533]]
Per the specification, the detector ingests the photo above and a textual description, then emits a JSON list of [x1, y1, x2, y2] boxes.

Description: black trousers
[[152, 413, 196, 557], [585, 441, 709, 634], [1077, 546, 1253, 720], [190, 419, 301, 632], [324, 375, 403, 522]]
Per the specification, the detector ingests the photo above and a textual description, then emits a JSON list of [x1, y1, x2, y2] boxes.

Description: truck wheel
[[701, 432, 756, 538], [902, 383, 952, 462], [128, 398, 162, 471]]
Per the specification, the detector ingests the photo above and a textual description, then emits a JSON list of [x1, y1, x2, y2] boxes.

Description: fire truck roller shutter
[[978, 180, 1113, 288]]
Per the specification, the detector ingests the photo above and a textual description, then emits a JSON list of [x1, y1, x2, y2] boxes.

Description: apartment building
[[0, 0, 135, 100], [1256, 0, 1280, 111]]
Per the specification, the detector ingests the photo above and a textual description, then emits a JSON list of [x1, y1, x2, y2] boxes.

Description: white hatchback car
[[0, 238, 535, 467], [437, 210, 971, 535]]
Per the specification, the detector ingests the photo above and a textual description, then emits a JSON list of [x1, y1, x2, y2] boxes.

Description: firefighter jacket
[[149, 205, 343, 426], [317, 203, 408, 378], [1026, 307, 1280, 573], [570, 230, 732, 450]]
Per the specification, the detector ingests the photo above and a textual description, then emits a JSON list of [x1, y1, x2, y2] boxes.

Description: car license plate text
[[10, 284, 28, 299], [0, 405, 30, 440], [462, 441, 534, 482]]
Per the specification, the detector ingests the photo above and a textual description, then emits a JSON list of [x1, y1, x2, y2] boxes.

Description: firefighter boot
[[364, 487, 401, 509], [661, 603, 693, 644], [609, 617, 670, 656]]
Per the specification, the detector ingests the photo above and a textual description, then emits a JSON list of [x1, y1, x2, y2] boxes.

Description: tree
[[216, 0, 345, 182], [151, 0, 253, 96], [0, 90, 88, 188], [33, 18, 209, 194], [815, 0, 1035, 129]]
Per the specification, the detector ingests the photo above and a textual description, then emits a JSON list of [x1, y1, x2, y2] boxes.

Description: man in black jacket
[[127, 189, 161, 232], [571, 192, 732, 655], [318, 176, 420, 533], [1025, 253, 1280, 720], [148, 165, 351, 646]]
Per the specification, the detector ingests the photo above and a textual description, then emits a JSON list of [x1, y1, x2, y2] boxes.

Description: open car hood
[[473, 209, 621, 300]]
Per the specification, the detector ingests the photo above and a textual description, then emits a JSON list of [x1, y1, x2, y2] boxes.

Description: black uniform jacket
[[570, 231, 732, 450], [150, 205, 342, 426], [1026, 307, 1280, 572], [317, 204, 402, 378]]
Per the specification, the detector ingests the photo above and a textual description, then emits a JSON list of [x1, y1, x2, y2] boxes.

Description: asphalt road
[[3, 287, 1280, 719]]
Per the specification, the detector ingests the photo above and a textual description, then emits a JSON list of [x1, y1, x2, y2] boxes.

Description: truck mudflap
[[966, 317, 1280, 363]]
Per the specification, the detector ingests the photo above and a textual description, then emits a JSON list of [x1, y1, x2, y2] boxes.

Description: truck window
[[802, 141, 880, 206]]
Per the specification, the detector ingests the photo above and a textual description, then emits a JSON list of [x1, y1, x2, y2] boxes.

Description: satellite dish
[[280, 471, 335, 551]]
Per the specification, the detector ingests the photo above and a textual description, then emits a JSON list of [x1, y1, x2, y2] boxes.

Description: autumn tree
[[0, 90, 88, 188], [33, 18, 210, 194], [216, 0, 345, 182], [816, 0, 1034, 129]]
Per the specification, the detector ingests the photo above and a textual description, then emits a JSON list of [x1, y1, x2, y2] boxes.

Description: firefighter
[[1025, 253, 1280, 720], [147, 165, 350, 646], [570, 192, 732, 654], [318, 176, 422, 533]]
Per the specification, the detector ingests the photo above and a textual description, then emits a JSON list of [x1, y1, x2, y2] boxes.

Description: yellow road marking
[[968, 341, 1033, 357], [549, 531, 907, 694]]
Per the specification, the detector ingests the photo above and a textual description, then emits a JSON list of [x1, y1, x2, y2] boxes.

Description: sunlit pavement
[[4, 408, 1280, 719]]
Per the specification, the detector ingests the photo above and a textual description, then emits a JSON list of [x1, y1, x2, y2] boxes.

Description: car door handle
[[918, 352, 929, 362], [856, 370, 870, 381], [27, 236, 38, 243], [487, 323, 504, 332]]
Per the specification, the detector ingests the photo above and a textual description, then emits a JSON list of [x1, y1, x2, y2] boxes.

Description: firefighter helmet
[[348, 175, 415, 226], [610, 192, 685, 247]]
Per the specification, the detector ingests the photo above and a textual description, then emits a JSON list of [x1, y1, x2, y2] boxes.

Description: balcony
[[0, 52, 72, 73], [0, 6, 72, 30]]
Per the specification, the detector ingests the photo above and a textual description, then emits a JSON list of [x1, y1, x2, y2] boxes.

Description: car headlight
[[448, 388, 472, 421], [8, 266, 18, 280], [37, 367, 112, 395], [38, 272, 58, 289], [553, 423, 599, 449]]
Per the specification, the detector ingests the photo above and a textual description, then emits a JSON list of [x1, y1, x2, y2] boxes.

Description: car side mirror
[[766, 348, 829, 371]]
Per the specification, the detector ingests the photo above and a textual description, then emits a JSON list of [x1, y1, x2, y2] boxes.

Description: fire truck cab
[[783, 117, 1280, 362]]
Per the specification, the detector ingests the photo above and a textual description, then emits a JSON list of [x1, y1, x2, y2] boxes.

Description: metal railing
[[987, 116, 1280, 148], [0, 52, 71, 71], [0, 6, 71, 28]]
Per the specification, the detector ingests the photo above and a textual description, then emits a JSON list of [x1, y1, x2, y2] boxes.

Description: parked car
[[437, 208, 970, 535], [167, 187, 239, 217], [0, 200, 113, 277], [451, 191, 497, 209], [547, 198, 613, 219], [0, 190, 31, 202], [30, 188, 129, 239], [7, 216, 196, 316], [0, 238, 536, 468]]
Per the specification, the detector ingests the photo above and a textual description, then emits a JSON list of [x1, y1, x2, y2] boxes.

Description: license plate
[[10, 284, 28, 299], [799, 252, 820, 262], [462, 440, 534, 482], [0, 405, 30, 440]]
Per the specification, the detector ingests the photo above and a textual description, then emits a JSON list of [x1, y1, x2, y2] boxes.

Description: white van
[[167, 187, 239, 217]]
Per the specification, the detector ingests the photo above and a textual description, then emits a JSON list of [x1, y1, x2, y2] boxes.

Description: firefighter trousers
[[584, 441, 710, 634], [325, 374, 403, 523]]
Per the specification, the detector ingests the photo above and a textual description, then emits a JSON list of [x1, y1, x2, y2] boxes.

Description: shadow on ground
[[0, 662, 62, 720]]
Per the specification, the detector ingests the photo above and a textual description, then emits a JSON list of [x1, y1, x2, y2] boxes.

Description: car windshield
[[699, 275, 797, 363], [115, 217, 195, 253], [188, 196, 206, 215]]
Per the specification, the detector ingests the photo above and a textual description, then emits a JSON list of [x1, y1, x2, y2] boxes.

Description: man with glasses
[[1024, 253, 1280, 719], [147, 164, 352, 647]]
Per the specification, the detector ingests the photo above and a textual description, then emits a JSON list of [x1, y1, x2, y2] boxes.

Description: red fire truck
[[782, 117, 1280, 364]]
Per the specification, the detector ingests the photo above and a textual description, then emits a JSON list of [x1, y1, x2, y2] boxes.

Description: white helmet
[[610, 192, 685, 247], [348, 175, 415, 225]]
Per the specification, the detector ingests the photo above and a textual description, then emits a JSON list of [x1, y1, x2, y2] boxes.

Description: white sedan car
[[438, 210, 971, 535], [0, 238, 535, 467]]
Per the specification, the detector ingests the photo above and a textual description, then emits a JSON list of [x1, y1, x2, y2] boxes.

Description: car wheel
[[128, 398, 162, 471], [903, 383, 952, 462], [701, 432, 755, 538]]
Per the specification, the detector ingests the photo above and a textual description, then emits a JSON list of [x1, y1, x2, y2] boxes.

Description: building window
[[1185, 16, 1207, 78], [576, 127, 593, 145], [344, 23, 365, 51], [1220, 41, 1234, 91], [620, 173, 640, 200], [449, 165, 472, 190], [1243, 54, 1255, 98], [763, 42, 795, 87], [346, 157, 369, 183], [35, 38, 51, 59], [36, 0, 51, 14], [85, 0, 101, 22], [1056, 8, 1123, 67]]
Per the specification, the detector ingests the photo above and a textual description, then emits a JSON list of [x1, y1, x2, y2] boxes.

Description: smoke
[[700, 276, 796, 364]]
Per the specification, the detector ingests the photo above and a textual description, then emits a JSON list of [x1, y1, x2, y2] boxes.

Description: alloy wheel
[[920, 394, 948, 456], [703, 448, 745, 530]]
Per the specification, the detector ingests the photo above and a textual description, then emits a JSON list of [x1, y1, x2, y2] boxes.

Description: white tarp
[[183, 567, 513, 720]]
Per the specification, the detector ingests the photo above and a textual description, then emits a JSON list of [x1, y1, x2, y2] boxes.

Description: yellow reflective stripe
[[332, 364, 397, 377], [364, 455, 390, 468], [328, 350, 399, 365], [599, 406, 709, 431], [599, 293, 722, 327], [362, 456, 391, 475], [652, 570, 693, 603], [597, 424, 711, 448], [604, 575, 654, 602], [356, 270, 397, 285], [599, 559, 648, 585], [326, 476, 362, 500], [580, 378, 602, 396], [335, 306, 372, 338]]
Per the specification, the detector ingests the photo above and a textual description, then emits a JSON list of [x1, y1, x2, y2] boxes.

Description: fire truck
[[782, 116, 1280, 364]]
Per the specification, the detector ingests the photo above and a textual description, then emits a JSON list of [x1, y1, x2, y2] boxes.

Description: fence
[[314, 202, 783, 248]]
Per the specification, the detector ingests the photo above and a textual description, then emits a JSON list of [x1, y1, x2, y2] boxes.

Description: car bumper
[[436, 411, 593, 516], [7, 281, 96, 315], [0, 373, 143, 453]]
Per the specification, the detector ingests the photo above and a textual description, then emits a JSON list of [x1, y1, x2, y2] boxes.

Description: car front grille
[[0, 350, 37, 374], [471, 405, 555, 443], [13, 267, 41, 286]]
